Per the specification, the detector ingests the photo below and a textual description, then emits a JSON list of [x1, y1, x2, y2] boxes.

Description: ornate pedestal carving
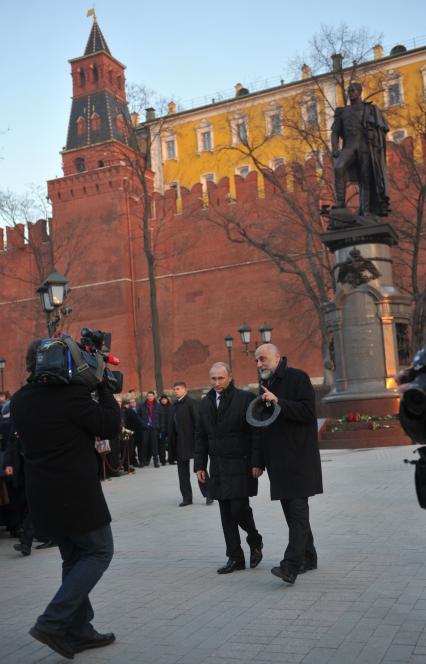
[[321, 221, 411, 417]]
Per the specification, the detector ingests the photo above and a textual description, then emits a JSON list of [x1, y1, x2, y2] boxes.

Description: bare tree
[[387, 99, 426, 351]]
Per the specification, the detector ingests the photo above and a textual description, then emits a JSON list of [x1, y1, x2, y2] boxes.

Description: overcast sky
[[1, 0, 425, 197]]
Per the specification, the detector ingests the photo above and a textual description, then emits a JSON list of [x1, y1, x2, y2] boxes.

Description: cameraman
[[398, 348, 426, 444], [11, 338, 121, 660]]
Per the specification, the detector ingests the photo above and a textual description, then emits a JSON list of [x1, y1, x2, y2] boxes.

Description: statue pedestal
[[320, 219, 411, 418]]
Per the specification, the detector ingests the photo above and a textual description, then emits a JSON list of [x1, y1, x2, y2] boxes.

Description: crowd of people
[[0, 339, 324, 659], [0, 377, 215, 558]]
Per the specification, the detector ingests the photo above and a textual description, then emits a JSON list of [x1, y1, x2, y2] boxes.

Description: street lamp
[[224, 335, 234, 372], [0, 357, 5, 392], [37, 270, 71, 336], [238, 322, 273, 354]]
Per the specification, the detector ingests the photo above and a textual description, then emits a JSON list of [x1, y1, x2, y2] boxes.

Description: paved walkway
[[1, 446, 426, 664]]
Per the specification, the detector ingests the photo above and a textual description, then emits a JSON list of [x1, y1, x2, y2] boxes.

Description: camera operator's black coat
[[169, 395, 198, 461], [194, 385, 261, 499], [399, 403, 426, 444], [258, 358, 323, 500], [10, 383, 121, 537]]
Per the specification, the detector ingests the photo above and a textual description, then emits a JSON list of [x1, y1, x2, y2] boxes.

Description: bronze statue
[[331, 82, 390, 217], [335, 248, 381, 288]]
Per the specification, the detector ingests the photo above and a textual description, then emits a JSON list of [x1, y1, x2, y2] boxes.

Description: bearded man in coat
[[195, 362, 263, 574], [10, 339, 121, 660], [253, 343, 323, 585]]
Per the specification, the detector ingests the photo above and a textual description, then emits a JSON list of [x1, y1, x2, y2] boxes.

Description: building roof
[[84, 19, 111, 56]]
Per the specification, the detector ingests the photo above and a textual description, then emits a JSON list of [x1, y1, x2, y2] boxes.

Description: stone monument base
[[322, 393, 399, 418]]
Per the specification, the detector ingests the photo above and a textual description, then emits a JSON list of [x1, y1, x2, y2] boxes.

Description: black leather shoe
[[29, 626, 74, 660], [206, 498, 214, 505], [299, 558, 318, 574], [179, 500, 193, 507], [14, 542, 31, 556], [72, 631, 116, 653], [35, 540, 57, 550], [217, 559, 245, 574], [271, 566, 297, 584], [250, 546, 263, 569]]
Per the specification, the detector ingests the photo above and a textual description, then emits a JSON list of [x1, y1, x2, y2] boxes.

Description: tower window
[[76, 116, 86, 136], [75, 158, 86, 173], [115, 113, 126, 133], [98, 160, 104, 168], [92, 64, 99, 83], [79, 68, 86, 87], [91, 112, 101, 132]]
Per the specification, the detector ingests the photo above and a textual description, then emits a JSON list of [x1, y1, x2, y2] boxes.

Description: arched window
[[76, 116, 86, 136], [98, 160, 104, 168], [91, 112, 101, 132], [75, 157, 85, 173], [79, 68, 86, 87], [92, 64, 99, 83], [115, 113, 126, 133]]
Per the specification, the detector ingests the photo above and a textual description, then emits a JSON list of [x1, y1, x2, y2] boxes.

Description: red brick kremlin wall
[[0, 138, 422, 394]]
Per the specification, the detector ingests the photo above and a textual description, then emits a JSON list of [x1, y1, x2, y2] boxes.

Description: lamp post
[[0, 357, 5, 392], [238, 322, 273, 354], [224, 335, 234, 372], [37, 270, 71, 336]]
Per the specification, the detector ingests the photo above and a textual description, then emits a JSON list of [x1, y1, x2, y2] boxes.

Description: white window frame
[[230, 114, 248, 146], [167, 181, 180, 197], [390, 128, 407, 144], [196, 121, 214, 153], [161, 132, 178, 161], [421, 66, 426, 99], [384, 70, 404, 108], [200, 172, 216, 193], [270, 157, 285, 170], [301, 94, 319, 129], [236, 165, 250, 178], [264, 105, 283, 137]]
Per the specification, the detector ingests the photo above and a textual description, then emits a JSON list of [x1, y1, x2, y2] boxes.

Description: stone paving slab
[[1, 446, 426, 663]]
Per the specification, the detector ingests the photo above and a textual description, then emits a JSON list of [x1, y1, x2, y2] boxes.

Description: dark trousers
[[35, 524, 113, 641], [20, 510, 35, 548], [218, 498, 262, 562], [158, 433, 167, 464], [177, 460, 192, 502], [280, 497, 317, 572], [142, 428, 159, 463]]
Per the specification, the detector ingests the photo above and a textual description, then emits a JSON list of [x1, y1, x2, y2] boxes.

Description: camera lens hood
[[246, 395, 281, 428]]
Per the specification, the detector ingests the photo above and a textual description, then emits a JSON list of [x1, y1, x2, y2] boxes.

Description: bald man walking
[[195, 363, 263, 574], [253, 344, 323, 585]]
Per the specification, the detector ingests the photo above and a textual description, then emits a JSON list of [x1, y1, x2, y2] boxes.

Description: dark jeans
[[280, 497, 317, 572], [142, 428, 159, 463], [218, 498, 262, 562], [35, 524, 113, 641]]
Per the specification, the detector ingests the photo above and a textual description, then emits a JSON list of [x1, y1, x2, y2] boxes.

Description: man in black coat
[[253, 343, 323, 585], [10, 339, 121, 660], [137, 391, 161, 467], [169, 381, 205, 506], [195, 362, 263, 574]]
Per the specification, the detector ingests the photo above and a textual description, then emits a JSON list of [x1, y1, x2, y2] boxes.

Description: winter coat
[[399, 403, 426, 444], [10, 382, 121, 537], [168, 395, 198, 461], [257, 358, 323, 500], [137, 400, 161, 430], [194, 384, 260, 500], [159, 402, 172, 434]]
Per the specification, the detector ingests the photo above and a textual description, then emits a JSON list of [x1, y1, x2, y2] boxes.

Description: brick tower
[[47, 16, 150, 390]]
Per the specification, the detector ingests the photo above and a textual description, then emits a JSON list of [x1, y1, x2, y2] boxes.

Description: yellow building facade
[[140, 43, 426, 199]]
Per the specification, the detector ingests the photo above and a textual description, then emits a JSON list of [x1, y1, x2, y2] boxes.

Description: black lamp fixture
[[238, 321, 273, 355], [0, 357, 5, 392], [223, 335, 234, 371], [37, 270, 71, 336]]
